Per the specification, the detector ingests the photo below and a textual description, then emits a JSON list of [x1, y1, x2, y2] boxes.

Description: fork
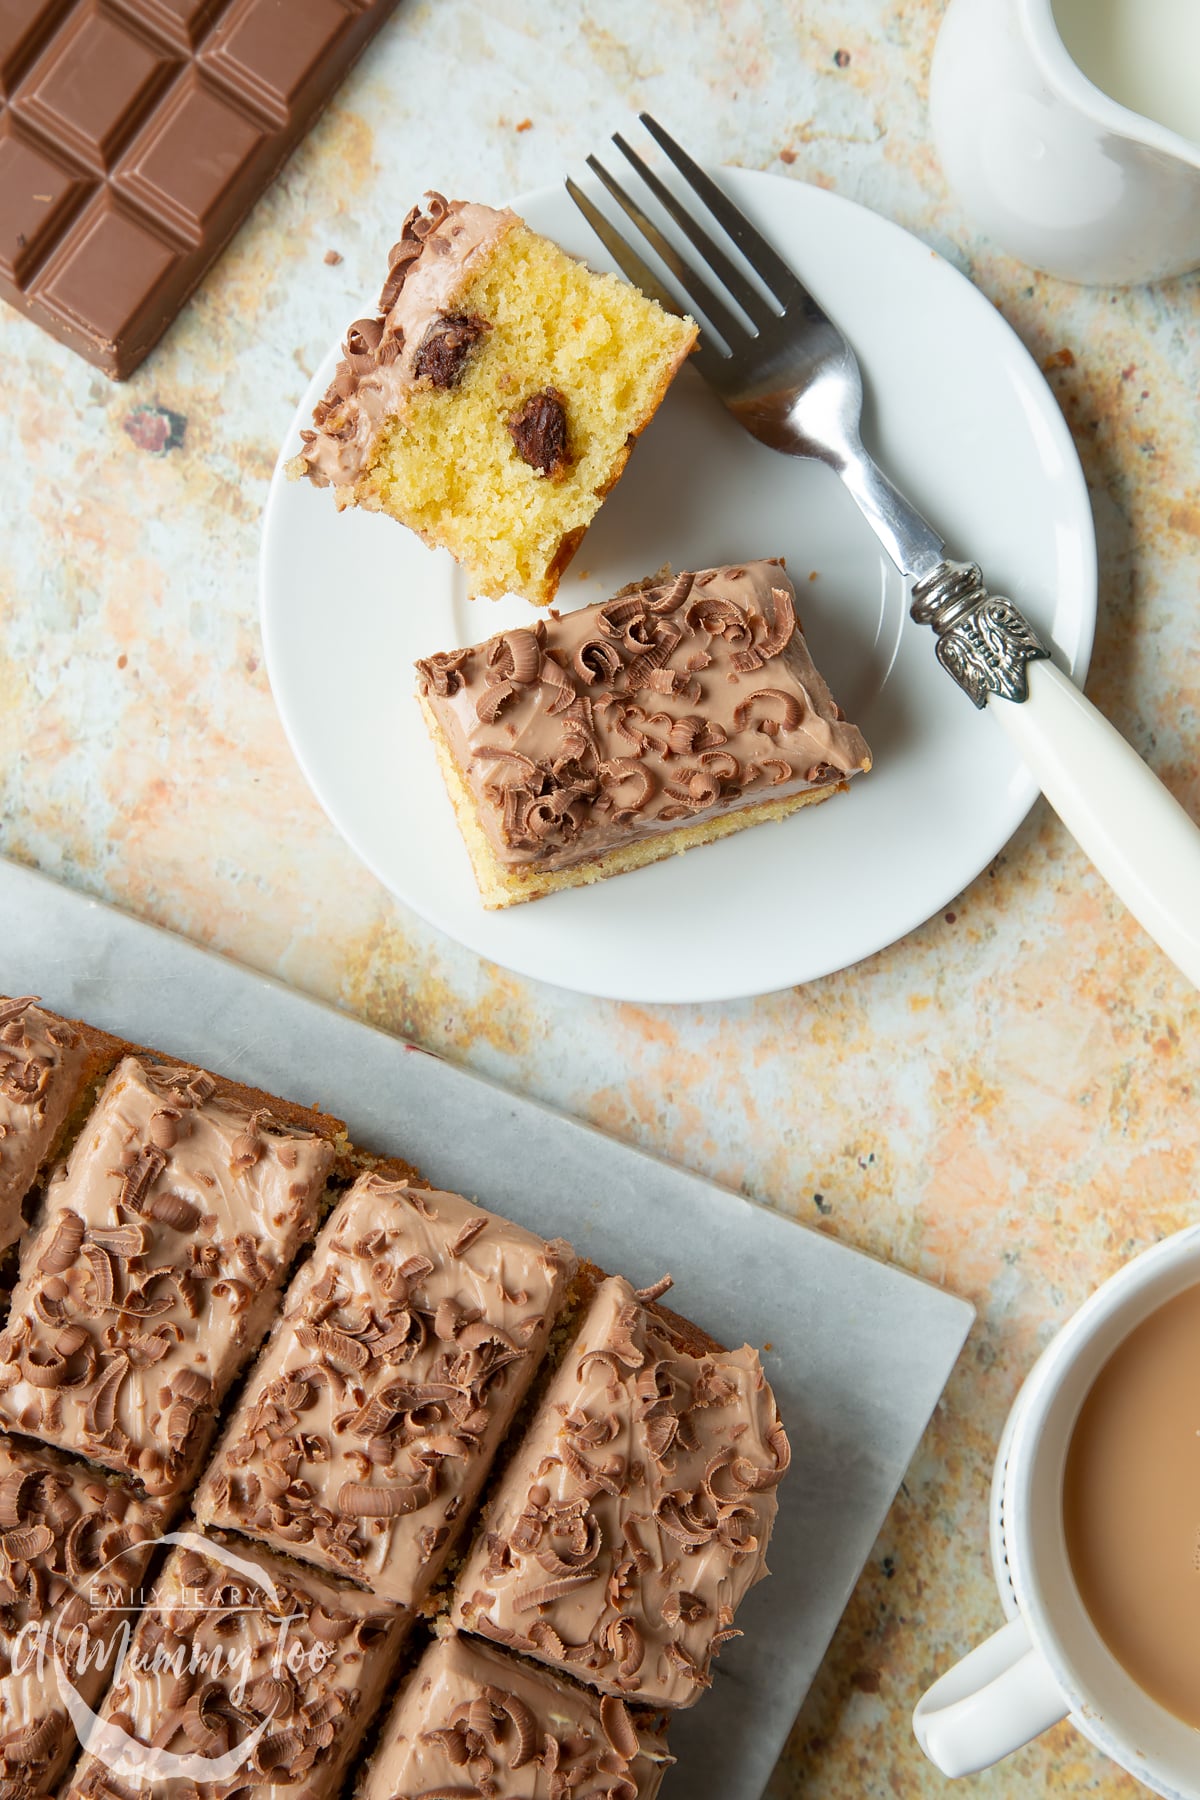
[[567, 115, 1200, 990]]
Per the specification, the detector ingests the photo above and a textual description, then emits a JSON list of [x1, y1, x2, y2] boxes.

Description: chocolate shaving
[[0, 1523, 53, 1562], [116, 1146, 168, 1213], [89, 1225, 149, 1259], [416, 649, 472, 699], [143, 1191, 199, 1230], [230, 1111, 266, 1171], [512, 1570, 596, 1612], [494, 628, 541, 685], [634, 1274, 673, 1303], [449, 1216, 488, 1258], [481, 1685, 538, 1769], [337, 1474, 436, 1517], [476, 681, 517, 725], [758, 584, 796, 659], [0, 1471, 36, 1527], [82, 1244, 116, 1311], [37, 1212, 84, 1276], [296, 1324, 369, 1374], [733, 688, 804, 734], [600, 1693, 640, 1761], [83, 1357, 128, 1437]]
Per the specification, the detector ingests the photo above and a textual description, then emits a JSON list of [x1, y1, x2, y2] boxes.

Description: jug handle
[[912, 1616, 1069, 1776]]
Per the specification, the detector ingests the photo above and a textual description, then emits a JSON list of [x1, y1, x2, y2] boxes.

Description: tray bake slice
[[194, 1171, 578, 1608], [63, 1530, 411, 1800], [357, 1629, 672, 1800], [0, 1055, 337, 1497], [0, 998, 123, 1258], [417, 561, 871, 907], [452, 1275, 789, 1708], [0, 1433, 167, 1799]]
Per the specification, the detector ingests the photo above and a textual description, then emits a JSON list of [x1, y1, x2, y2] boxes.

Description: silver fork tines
[[567, 113, 951, 582]]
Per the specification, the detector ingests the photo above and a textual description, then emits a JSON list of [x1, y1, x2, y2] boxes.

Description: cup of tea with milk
[[930, 0, 1200, 283], [915, 1227, 1200, 1794]]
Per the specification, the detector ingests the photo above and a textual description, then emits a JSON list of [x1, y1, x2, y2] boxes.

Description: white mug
[[914, 1226, 1200, 1797], [929, 0, 1200, 285]]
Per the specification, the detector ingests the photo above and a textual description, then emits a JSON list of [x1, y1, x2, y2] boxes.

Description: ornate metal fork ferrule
[[910, 560, 1051, 709]]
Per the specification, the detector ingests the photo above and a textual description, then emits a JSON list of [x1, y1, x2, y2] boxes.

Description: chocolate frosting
[[0, 998, 88, 1255], [0, 1435, 166, 1798], [0, 1057, 333, 1496], [417, 562, 872, 873], [296, 195, 518, 493], [195, 1175, 577, 1607], [360, 1631, 672, 1800], [452, 1277, 789, 1708], [64, 1534, 408, 1800]]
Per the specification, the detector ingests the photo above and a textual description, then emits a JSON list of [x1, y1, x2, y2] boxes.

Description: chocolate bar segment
[[0, 1433, 167, 1798], [64, 1531, 410, 1800], [0, 0, 401, 377], [453, 1276, 790, 1708], [0, 1054, 335, 1494], [194, 1172, 578, 1606], [359, 1632, 672, 1800]]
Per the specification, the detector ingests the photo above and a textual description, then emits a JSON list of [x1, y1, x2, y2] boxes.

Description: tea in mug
[[1063, 1280, 1200, 1728]]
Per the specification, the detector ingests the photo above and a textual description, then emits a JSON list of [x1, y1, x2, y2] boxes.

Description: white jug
[[930, 0, 1200, 284]]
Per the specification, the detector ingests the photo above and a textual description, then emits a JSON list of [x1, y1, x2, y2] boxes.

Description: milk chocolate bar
[[0, 1054, 336, 1494], [453, 1276, 790, 1708], [194, 1171, 578, 1606], [0, 0, 401, 378]]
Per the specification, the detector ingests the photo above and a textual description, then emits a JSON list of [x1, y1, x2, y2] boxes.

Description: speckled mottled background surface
[[2, 2, 1199, 1793]]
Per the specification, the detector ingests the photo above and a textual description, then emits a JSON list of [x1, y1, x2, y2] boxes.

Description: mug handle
[[912, 1616, 1070, 1776]]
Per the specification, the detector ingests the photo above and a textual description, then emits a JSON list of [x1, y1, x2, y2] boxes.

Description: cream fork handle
[[990, 656, 1200, 987]]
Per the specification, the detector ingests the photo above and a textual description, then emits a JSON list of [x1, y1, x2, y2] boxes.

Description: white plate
[[261, 169, 1096, 1004]]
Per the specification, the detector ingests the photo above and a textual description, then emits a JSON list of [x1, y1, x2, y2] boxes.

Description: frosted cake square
[[0, 1435, 167, 1799], [0, 998, 119, 1257], [194, 1172, 577, 1607], [0, 1056, 336, 1496], [452, 1275, 789, 1708], [358, 1631, 672, 1800], [63, 1533, 409, 1800], [417, 560, 871, 907]]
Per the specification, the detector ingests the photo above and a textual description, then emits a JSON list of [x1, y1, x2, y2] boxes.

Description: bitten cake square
[[0, 1056, 337, 1496], [194, 1173, 578, 1607], [63, 1533, 410, 1800], [0, 1435, 167, 1799], [359, 1631, 672, 1800], [0, 997, 116, 1257], [417, 560, 872, 907], [453, 1275, 789, 1708], [291, 194, 697, 606]]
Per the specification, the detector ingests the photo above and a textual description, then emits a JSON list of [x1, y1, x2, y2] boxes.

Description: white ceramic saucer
[[260, 169, 1096, 1004]]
